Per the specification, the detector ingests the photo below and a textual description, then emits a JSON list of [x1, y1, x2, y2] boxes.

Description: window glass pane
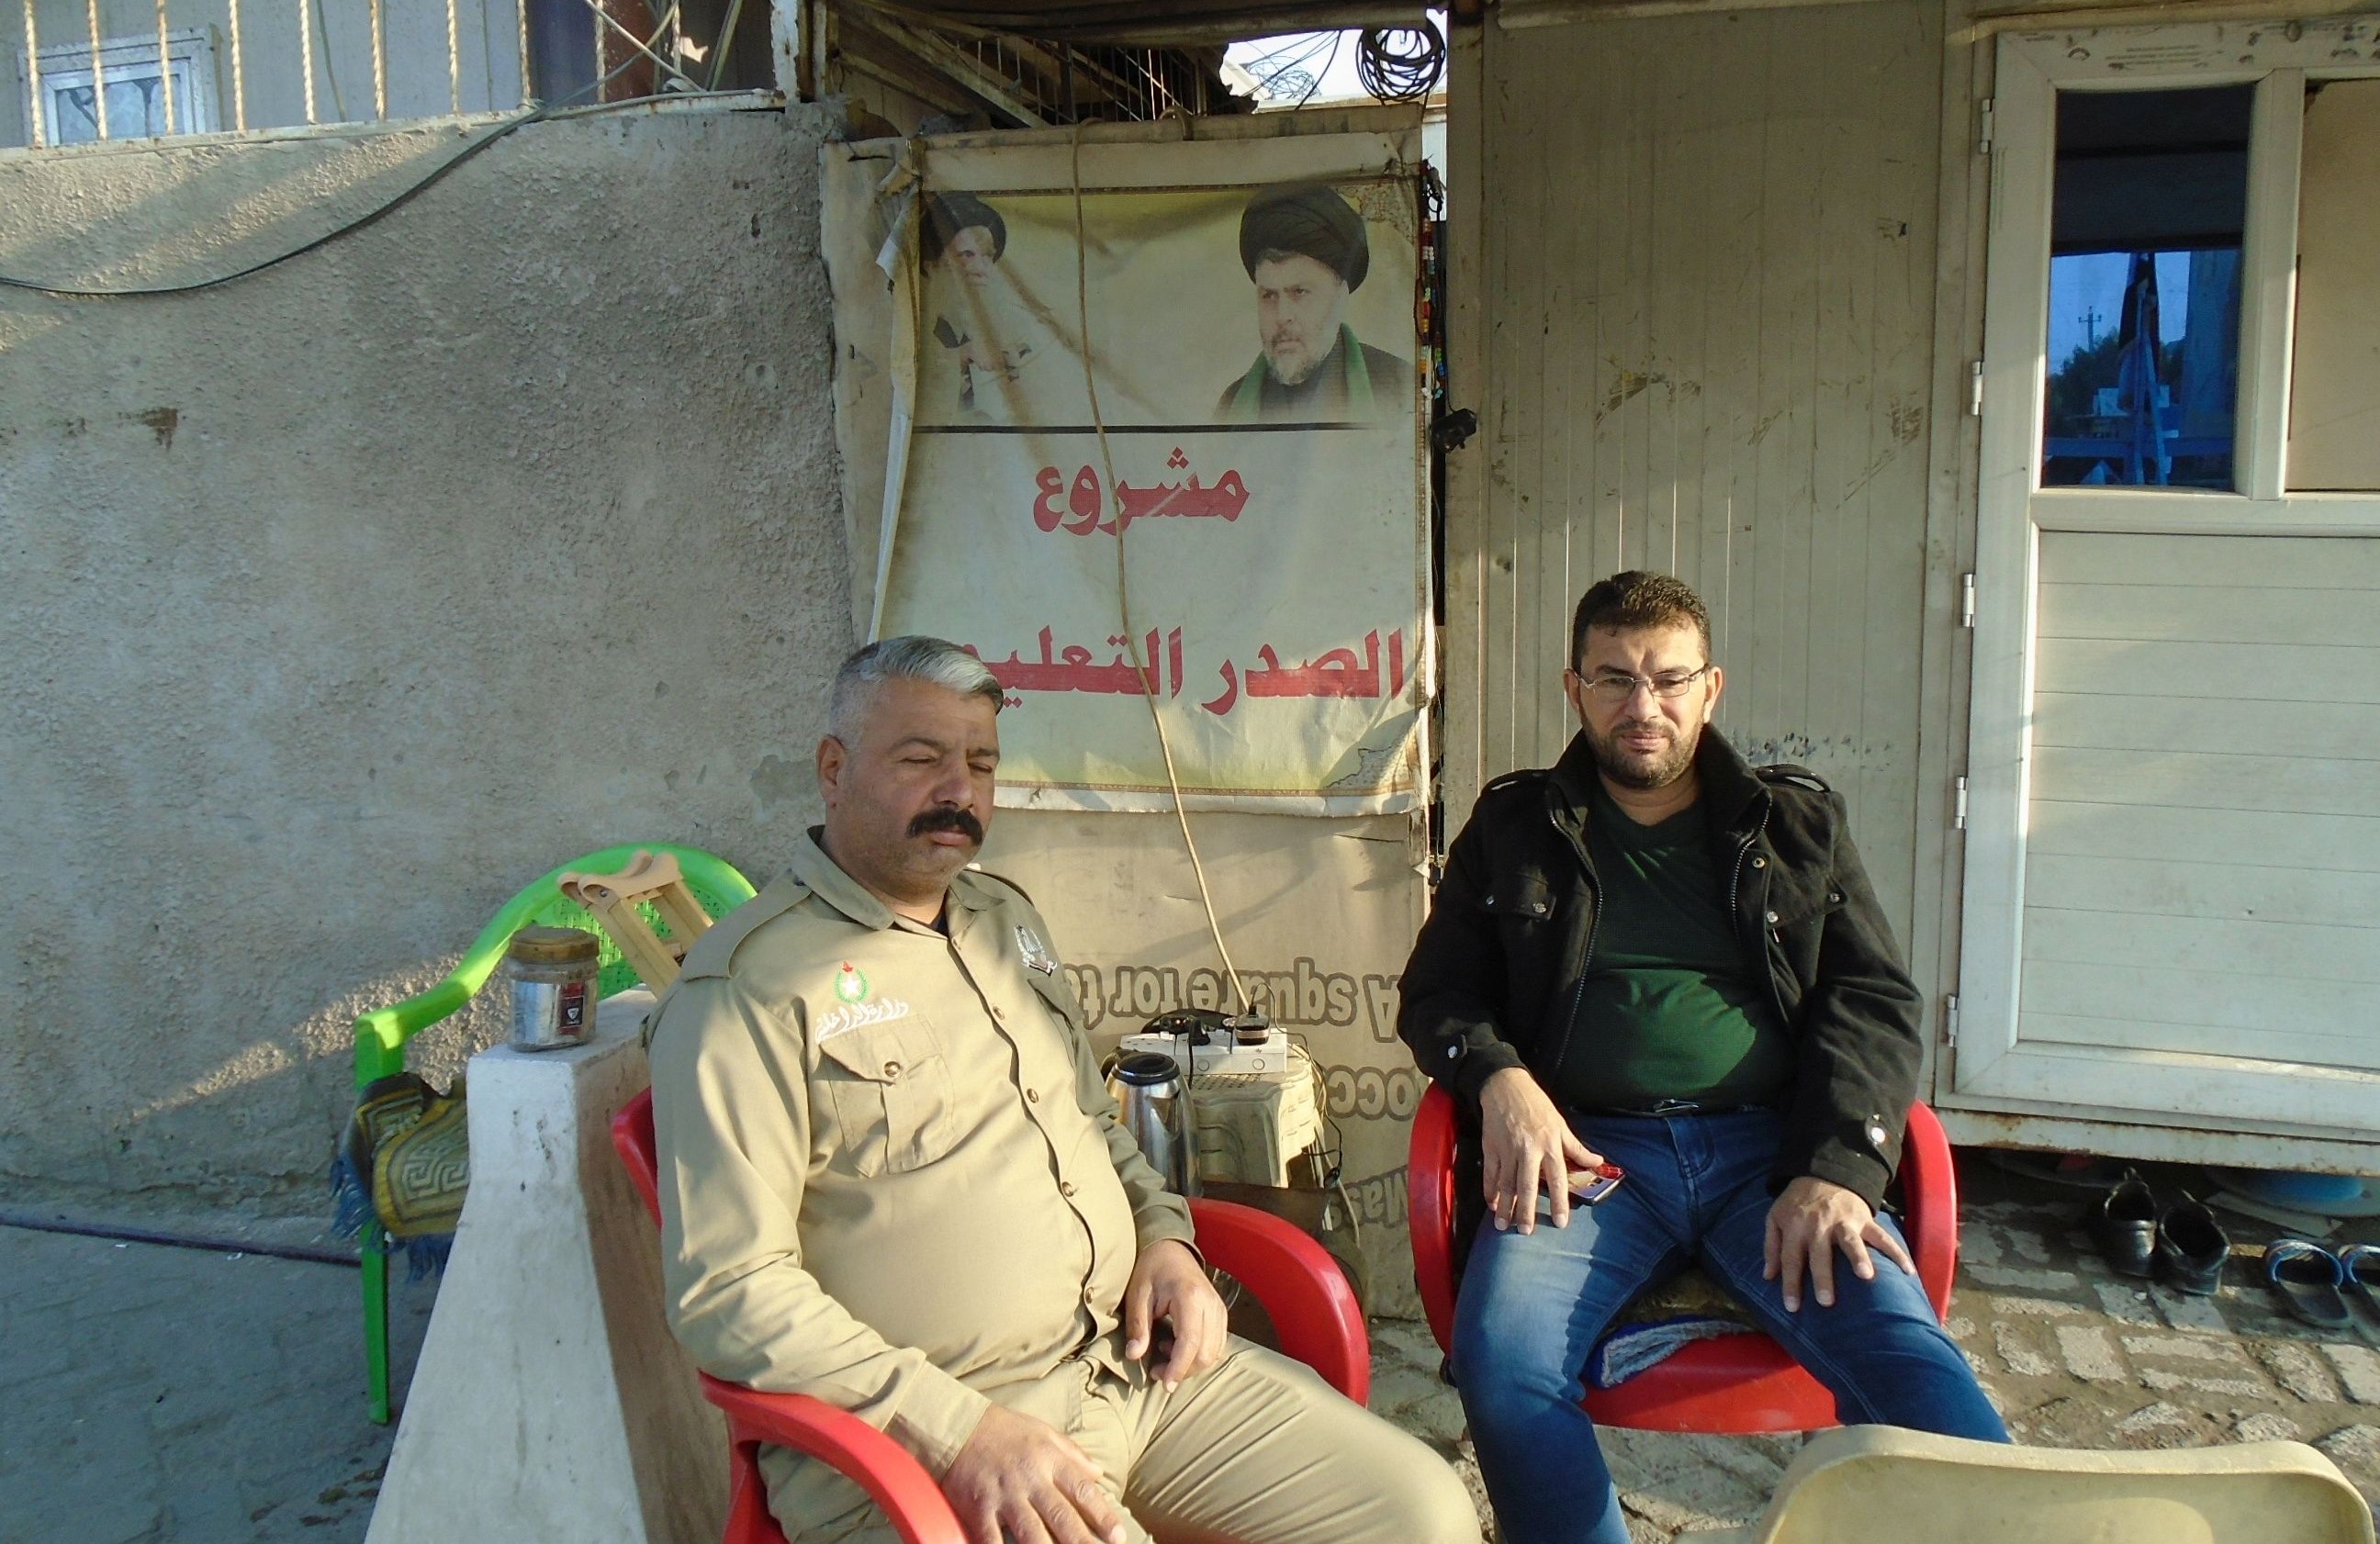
[[2287, 78, 2380, 491], [2042, 85, 2250, 489], [37, 50, 206, 144]]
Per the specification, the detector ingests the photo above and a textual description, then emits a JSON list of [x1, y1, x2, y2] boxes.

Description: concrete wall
[[0, 99, 849, 1214]]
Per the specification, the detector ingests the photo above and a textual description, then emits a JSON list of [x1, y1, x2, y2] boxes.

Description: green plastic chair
[[351, 842, 758, 1424]]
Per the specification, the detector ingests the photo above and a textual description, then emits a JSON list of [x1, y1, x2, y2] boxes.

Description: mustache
[[907, 806, 985, 842]]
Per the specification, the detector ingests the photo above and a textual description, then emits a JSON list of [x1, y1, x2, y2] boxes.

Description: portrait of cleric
[[919, 191, 1049, 422], [1215, 182, 1414, 426]]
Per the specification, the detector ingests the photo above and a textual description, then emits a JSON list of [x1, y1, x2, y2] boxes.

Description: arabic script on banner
[[874, 175, 1426, 812]]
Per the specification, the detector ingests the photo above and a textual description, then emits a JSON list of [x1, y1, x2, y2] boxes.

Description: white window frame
[[1959, 18, 2380, 1118], [20, 27, 219, 147]]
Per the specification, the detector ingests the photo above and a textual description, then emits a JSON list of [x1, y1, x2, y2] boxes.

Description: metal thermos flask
[[1107, 1051, 1199, 1197]]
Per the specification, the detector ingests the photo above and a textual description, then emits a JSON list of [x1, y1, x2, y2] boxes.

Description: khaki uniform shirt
[[646, 830, 1196, 1474]]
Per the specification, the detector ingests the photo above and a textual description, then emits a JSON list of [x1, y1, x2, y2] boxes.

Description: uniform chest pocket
[[814, 1019, 961, 1177]]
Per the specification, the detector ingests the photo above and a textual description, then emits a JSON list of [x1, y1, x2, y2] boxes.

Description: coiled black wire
[[1355, 19, 1446, 105]]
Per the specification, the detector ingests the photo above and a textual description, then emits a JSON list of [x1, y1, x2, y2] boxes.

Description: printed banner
[[825, 125, 1436, 1308], [981, 806, 1428, 1315], [839, 142, 1428, 812]]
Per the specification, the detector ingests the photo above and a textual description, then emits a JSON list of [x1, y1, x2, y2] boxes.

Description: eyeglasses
[[1576, 665, 1712, 703]]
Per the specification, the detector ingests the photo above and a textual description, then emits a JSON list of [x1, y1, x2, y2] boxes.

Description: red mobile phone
[[1571, 1163, 1625, 1206]]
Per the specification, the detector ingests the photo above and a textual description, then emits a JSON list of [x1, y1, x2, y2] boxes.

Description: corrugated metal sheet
[[1448, 0, 1945, 933]]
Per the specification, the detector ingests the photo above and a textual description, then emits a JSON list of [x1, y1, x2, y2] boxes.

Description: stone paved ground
[[6, 1150, 2378, 1542], [1361, 1153, 2380, 1539]]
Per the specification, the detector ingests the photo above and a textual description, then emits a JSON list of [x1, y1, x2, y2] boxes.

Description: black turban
[[1238, 183, 1368, 292], [921, 192, 1006, 264]]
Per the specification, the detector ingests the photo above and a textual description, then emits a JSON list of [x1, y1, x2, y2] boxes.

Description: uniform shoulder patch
[[1756, 763, 1832, 794], [677, 875, 813, 981]]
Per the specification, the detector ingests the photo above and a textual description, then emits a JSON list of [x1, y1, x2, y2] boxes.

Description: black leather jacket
[[1397, 726, 1925, 1208]]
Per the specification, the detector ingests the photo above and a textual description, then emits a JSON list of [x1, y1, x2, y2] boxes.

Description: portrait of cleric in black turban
[[919, 191, 1048, 422], [1215, 183, 1413, 425]]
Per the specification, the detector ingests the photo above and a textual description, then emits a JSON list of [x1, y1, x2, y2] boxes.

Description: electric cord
[[0, 28, 713, 301]]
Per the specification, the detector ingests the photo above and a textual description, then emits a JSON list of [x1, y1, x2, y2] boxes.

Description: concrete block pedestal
[[365, 996, 725, 1544]]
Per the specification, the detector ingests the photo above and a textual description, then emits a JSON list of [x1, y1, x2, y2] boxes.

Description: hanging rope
[[1065, 121, 1252, 1020]]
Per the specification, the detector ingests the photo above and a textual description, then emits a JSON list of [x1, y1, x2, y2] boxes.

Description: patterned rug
[[331, 1071, 468, 1276]]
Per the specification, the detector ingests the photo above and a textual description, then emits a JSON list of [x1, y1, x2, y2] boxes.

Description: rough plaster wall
[[0, 103, 849, 1213]]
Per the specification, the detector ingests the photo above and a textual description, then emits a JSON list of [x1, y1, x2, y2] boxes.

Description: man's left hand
[[1763, 1177, 1914, 1312], [1123, 1238, 1227, 1391]]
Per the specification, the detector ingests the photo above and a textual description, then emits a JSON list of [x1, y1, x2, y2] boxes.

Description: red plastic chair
[[612, 1089, 1371, 1544], [1407, 1083, 1958, 1434]]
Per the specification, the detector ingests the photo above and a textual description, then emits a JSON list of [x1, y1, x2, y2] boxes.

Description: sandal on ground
[[2265, 1239, 2352, 1328], [2339, 1242, 2380, 1319], [2154, 1198, 2230, 1296]]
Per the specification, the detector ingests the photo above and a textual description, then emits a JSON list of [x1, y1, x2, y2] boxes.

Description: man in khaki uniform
[[647, 636, 1478, 1544]]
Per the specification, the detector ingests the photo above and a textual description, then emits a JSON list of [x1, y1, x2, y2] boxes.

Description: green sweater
[[1555, 778, 1795, 1113]]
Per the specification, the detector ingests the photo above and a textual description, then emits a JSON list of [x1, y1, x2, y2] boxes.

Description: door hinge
[[1970, 360, 1985, 418], [1960, 572, 1976, 628], [1977, 97, 1995, 157], [1945, 993, 1961, 1049], [1954, 775, 1970, 830]]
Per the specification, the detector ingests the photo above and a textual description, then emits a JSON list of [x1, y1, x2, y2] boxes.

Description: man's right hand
[[1479, 1067, 1604, 1234], [942, 1404, 1128, 1544]]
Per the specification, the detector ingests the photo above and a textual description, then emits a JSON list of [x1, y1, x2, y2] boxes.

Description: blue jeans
[[1451, 1109, 2006, 1544]]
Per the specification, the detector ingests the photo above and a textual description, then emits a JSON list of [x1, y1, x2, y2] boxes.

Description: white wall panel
[[2019, 531, 2380, 1079], [1453, 0, 1944, 937]]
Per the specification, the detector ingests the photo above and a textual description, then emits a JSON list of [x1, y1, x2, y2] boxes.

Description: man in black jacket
[[1398, 572, 2004, 1544]]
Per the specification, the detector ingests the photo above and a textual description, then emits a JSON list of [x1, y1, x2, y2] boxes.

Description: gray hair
[[825, 635, 1004, 743]]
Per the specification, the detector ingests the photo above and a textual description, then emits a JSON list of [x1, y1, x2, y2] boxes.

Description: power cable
[[0, 1208, 360, 1267], [1355, 20, 1444, 105], [1241, 30, 1332, 85], [1229, 29, 1340, 106], [0, 33, 702, 301], [1290, 31, 1342, 109]]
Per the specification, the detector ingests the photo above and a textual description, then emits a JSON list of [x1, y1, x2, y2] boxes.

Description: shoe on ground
[[2265, 1238, 2352, 1328], [2154, 1198, 2230, 1296], [2331, 1242, 2378, 1319], [2085, 1172, 2159, 1279]]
